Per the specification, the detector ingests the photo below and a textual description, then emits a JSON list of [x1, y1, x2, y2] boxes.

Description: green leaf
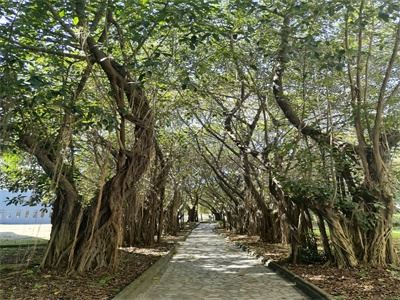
[[73, 16, 79, 25], [378, 12, 389, 22], [59, 10, 65, 18], [29, 75, 45, 88], [249, 64, 258, 71], [138, 72, 146, 82]]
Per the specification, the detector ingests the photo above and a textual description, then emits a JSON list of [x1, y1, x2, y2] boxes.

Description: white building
[[0, 190, 51, 224]]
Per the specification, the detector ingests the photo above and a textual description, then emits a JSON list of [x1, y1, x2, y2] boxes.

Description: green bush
[[298, 247, 327, 264]]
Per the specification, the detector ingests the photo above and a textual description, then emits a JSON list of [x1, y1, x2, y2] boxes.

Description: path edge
[[266, 260, 333, 300], [113, 223, 199, 300], [233, 241, 333, 300]]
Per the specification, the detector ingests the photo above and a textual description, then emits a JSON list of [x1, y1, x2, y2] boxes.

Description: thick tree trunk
[[277, 203, 290, 244], [28, 76, 152, 273], [165, 186, 181, 235], [290, 208, 318, 264], [357, 188, 398, 266], [42, 174, 126, 272], [157, 185, 165, 243], [41, 190, 81, 269], [73, 179, 124, 272], [123, 191, 138, 247], [140, 200, 157, 246], [242, 153, 279, 242], [236, 205, 247, 234], [325, 209, 358, 268], [213, 212, 223, 221], [188, 205, 198, 222], [226, 210, 233, 231], [316, 211, 334, 262], [188, 194, 199, 223]]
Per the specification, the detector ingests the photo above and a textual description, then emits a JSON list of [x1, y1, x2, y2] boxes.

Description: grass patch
[[392, 229, 400, 239], [313, 228, 400, 249], [0, 238, 48, 247]]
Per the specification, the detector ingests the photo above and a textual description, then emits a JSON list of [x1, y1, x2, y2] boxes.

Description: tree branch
[[1, 37, 86, 59]]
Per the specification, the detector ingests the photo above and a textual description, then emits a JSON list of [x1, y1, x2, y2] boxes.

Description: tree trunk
[[41, 190, 81, 270], [316, 211, 334, 262], [213, 212, 223, 221], [123, 191, 138, 247], [42, 174, 127, 272], [359, 188, 398, 266], [188, 205, 198, 222], [165, 185, 181, 235], [325, 209, 358, 268]]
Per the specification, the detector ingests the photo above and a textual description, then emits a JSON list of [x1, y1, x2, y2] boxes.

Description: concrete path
[[135, 223, 308, 300]]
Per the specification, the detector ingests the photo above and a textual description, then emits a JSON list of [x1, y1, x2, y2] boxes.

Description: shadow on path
[[135, 223, 308, 300]]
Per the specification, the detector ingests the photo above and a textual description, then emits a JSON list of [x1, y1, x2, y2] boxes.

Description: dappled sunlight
[[307, 274, 326, 281], [136, 223, 307, 300], [168, 227, 269, 276], [119, 246, 169, 256]]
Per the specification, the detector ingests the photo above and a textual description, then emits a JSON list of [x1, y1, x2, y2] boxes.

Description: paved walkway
[[136, 223, 308, 299]]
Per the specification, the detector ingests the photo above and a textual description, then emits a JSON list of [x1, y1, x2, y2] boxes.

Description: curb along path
[[130, 223, 308, 300]]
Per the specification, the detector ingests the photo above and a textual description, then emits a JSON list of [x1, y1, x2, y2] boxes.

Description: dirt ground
[[220, 229, 400, 300], [0, 225, 194, 300]]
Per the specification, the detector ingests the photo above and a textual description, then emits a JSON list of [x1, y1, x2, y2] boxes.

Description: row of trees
[[0, 0, 210, 272], [1, 0, 399, 272], [184, 0, 400, 267]]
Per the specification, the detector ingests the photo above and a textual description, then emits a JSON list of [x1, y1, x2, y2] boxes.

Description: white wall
[[0, 190, 51, 224]]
